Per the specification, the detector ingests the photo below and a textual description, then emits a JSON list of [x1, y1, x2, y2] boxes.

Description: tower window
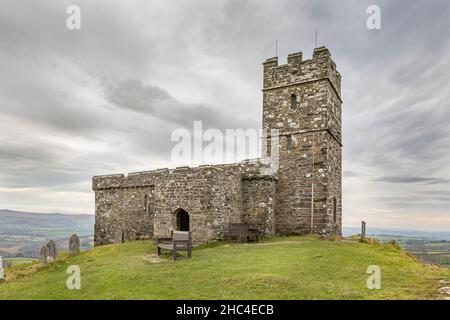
[[144, 195, 149, 214], [287, 135, 293, 151], [290, 94, 297, 109]]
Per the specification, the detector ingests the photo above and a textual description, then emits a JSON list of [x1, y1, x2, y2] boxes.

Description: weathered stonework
[[263, 46, 342, 235], [242, 175, 276, 235], [46, 240, 57, 261], [39, 245, 48, 263], [93, 46, 342, 245]]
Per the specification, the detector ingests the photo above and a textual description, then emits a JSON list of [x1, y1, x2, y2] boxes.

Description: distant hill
[[0, 209, 94, 258], [343, 226, 450, 241]]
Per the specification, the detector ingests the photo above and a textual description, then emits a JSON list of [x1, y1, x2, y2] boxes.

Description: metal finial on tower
[[275, 40, 278, 56]]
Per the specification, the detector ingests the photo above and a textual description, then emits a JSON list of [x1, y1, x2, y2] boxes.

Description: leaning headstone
[[46, 240, 57, 261], [39, 245, 49, 263], [69, 234, 80, 256]]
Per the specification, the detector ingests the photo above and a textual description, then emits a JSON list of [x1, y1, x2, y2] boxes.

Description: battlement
[[263, 46, 341, 99], [92, 158, 276, 190]]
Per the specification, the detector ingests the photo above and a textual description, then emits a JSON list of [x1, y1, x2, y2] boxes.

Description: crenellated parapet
[[93, 158, 277, 191], [263, 47, 341, 100]]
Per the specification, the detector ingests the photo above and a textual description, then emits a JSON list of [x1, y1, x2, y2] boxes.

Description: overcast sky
[[1, 0, 449, 230]]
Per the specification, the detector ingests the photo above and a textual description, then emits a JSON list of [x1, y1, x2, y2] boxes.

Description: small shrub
[[389, 240, 401, 250]]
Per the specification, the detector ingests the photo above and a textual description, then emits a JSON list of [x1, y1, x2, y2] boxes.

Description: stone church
[[93, 46, 342, 245]]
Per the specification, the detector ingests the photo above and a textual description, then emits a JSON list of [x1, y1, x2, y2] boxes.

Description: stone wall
[[94, 165, 246, 245], [151, 165, 243, 243], [262, 47, 342, 235], [273, 131, 330, 234], [93, 161, 278, 245], [93, 173, 159, 245], [241, 176, 277, 235], [324, 137, 342, 235], [238, 159, 278, 236]]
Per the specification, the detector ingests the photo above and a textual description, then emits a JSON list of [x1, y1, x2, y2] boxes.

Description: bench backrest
[[229, 223, 249, 235], [172, 230, 191, 242]]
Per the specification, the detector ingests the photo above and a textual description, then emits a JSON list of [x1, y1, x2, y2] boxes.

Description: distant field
[[407, 248, 450, 268], [366, 234, 450, 268]]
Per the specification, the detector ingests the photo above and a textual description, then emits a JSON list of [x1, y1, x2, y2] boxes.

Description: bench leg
[[172, 247, 177, 260], [157, 246, 161, 256], [188, 247, 192, 258]]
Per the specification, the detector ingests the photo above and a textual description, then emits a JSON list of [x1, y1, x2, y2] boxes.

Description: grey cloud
[[343, 170, 359, 177], [373, 176, 450, 184], [374, 194, 450, 203], [419, 190, 450, 196], [0, 1, 156, 78], [104, 79, 256, 130], [385, 202, 438, 209]]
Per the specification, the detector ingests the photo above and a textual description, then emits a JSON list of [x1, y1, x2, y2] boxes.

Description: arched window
[[290, 94, 297, 109]]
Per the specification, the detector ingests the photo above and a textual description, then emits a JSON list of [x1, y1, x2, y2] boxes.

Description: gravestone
[[39, 245, 49, 263], [46, 240, 57, 261], [69, 234, 80, 256]]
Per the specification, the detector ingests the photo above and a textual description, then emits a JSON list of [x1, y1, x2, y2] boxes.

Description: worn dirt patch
[[244, 241, 308, 246], [219, 273, 297, 290], [437, 279, 450, 299], [143, 254, 165, 264]]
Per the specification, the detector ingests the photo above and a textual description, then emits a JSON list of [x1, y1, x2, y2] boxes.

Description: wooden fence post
[[361, 221, 366, 241]]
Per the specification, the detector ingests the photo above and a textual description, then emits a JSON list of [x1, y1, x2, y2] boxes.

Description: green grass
[[2, 258, 36, 266], [0, 236, 449, 300]]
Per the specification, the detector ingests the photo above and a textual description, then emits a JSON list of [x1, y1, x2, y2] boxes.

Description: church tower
[[262, 47, 342, 235]]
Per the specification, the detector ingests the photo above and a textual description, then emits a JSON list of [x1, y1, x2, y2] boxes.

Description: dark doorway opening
[[175, 208, 190, 231]]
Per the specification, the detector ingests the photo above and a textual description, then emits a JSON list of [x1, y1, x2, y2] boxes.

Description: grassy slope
[[3, 258, 36, 266], [0, 236, 449, 300]]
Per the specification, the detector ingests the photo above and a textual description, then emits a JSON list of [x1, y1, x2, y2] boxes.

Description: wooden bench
[[228, 223, 261, 242], [156, 230, 192, 260]]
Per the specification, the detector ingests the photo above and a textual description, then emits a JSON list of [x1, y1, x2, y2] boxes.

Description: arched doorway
[[175, 208, 190, 231]]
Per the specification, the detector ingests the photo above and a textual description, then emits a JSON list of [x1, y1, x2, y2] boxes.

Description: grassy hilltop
[[0, 236, 449, 300]]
